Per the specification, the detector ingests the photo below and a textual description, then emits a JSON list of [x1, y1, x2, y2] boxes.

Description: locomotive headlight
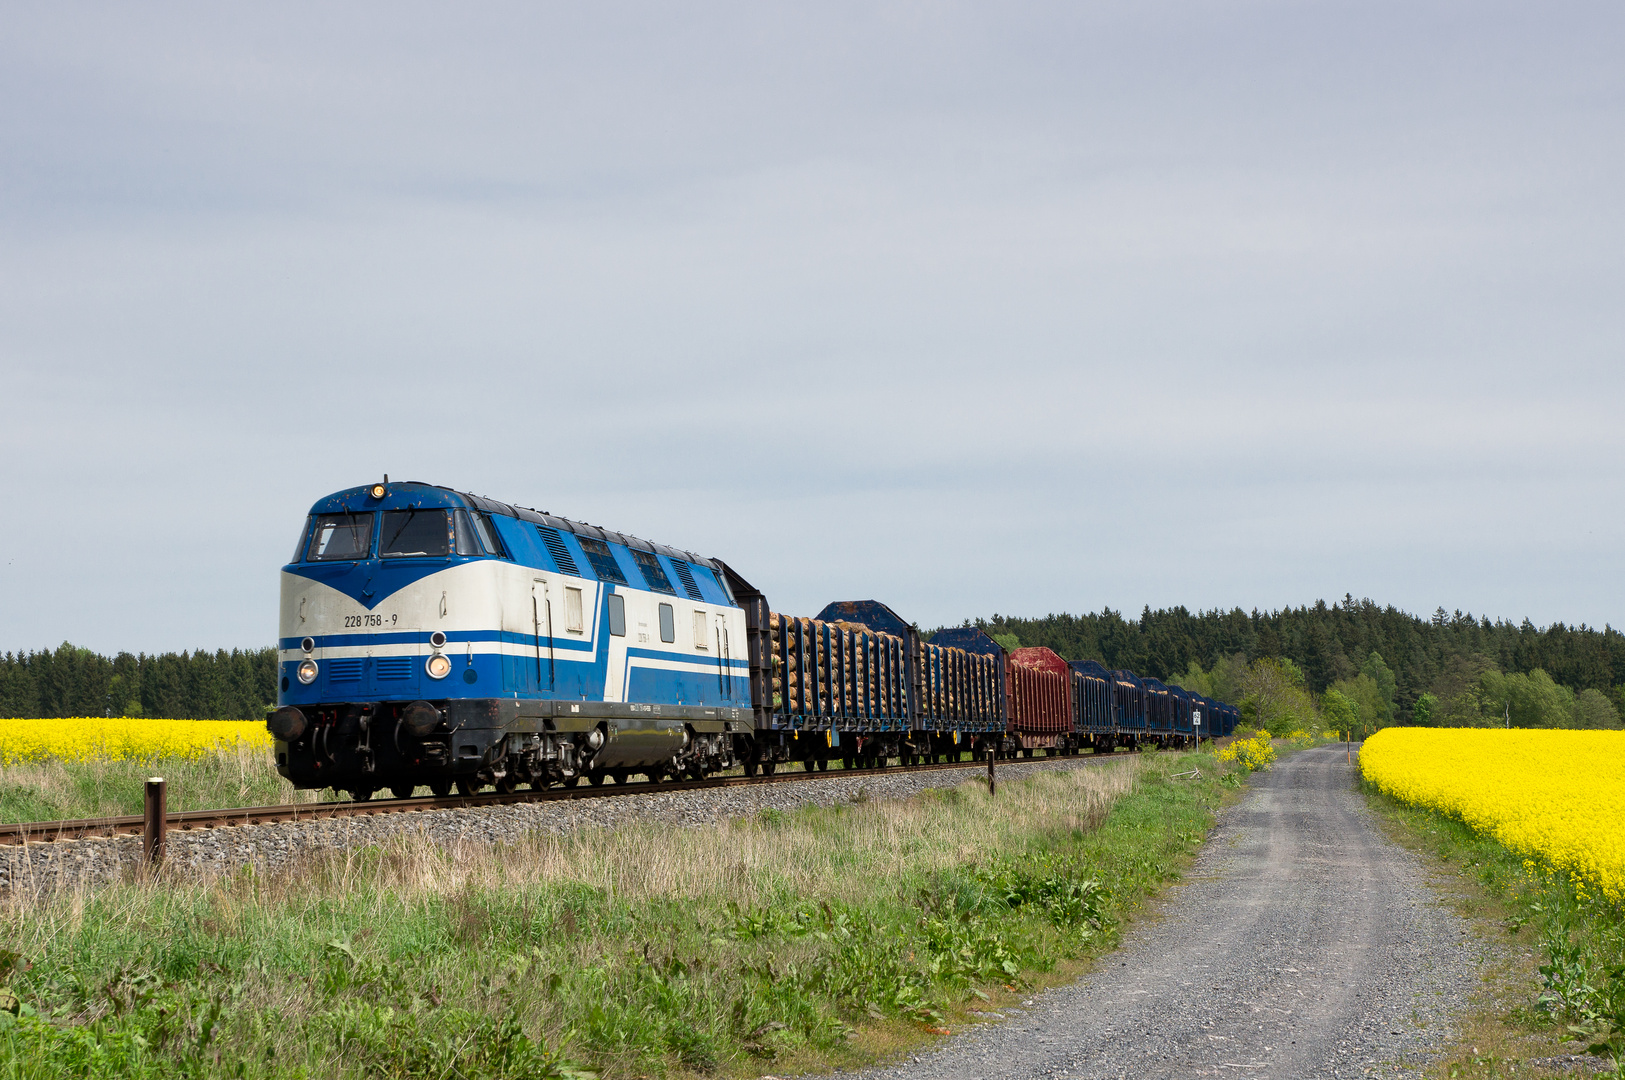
[[369, 483, 386, 499], [425, 653, 452, 680], [296, 659, 319, 685]]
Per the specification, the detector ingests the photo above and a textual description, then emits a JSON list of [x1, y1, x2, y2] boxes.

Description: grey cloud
[[0, 0, 1621, 654]]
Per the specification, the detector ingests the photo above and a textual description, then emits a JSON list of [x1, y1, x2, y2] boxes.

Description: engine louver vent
[[376, 657, 414, 681], [328, 658, 364, 682], [672, 560, 704, 601], [536, 527, 580, 575]]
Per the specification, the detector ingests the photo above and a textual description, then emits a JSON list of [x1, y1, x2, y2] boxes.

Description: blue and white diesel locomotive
[[269, 480, 1235, 800], [269, 480, 754, 798]]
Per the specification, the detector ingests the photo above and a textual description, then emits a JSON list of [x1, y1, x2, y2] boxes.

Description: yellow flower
[[1216, 732, 1276, 771], [1363, 729, 1625, 904], [0, 718, 272, 765]]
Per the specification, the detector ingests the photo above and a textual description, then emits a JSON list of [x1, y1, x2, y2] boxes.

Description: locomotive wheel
[[456, 778, 479, 796], [429, 779, 452, 798], [390, 782, 415, 800], [350, 787, 374, 802], [561, 775, 580, 788], [495, 774, 518, 794]]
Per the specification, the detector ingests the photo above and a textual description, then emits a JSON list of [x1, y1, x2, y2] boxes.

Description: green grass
[[0, 744, 319, 823], [0, 744, 1129, 824], [0, 749, 1236, 1079], [1363, 782, 1625, 1078]]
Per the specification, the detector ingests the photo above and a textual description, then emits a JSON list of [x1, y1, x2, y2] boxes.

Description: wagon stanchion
[[986, 746, 996, 796], [143, 777, 166, 865]]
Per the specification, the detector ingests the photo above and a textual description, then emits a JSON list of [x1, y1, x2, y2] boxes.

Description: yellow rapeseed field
[[0, 717, 273, 765], [1362, 728, 1625, 902]]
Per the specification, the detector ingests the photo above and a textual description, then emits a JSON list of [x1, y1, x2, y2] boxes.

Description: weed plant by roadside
[[0, 752, 1232, 1078]]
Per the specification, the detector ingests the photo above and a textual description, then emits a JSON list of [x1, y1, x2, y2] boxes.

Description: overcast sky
[[2, 1, 1621, 656]]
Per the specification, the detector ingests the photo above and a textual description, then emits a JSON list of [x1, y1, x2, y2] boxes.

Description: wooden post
[[986, 746, 996, 796], [143, 777, 166, 865]]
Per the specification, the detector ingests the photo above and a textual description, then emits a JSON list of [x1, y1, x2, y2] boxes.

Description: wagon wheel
[[390, 782, 416, 800], [761, 760, 776, 776], [816, 758, 828, 771], [429, 779, 453, 798], [588, 771, 607, 786], [743, 760, 759, 777], [561, 775, 581, 787], [350, 787, 375, 802], [455, 778, 479, 796]]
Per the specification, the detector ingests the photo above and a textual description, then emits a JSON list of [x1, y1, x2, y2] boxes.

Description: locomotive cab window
[[380, 509, 451, 558], [470, 511, 506, 558], [452, 510, 487, 556], [607, 593, 626, 637], [292, 515, 315, 562], [306, 512, 375, 561], [658, 603, 675, 643]]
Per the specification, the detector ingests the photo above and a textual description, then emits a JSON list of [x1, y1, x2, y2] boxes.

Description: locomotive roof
[[307, 481, 723, 571]]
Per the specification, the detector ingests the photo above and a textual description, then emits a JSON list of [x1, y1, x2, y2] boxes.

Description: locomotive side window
[[692, 609, 708, 650], [658, 603, 675, 643], [381, 510, 451, 558], [452, 510, 485, 556], [306, 512, 375, 561], [607, 593, 626, 637], [564, 587, 585, 633], [576, 537, 628, 584]]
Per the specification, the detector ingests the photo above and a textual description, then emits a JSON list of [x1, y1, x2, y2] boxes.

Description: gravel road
[[0, 755, 1102, 893], [820, 744, 1487, 1080]]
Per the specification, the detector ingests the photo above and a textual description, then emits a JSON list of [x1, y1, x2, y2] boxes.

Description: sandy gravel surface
[[0, 754, 1108, 893], [818, 744, 1487, 1080]]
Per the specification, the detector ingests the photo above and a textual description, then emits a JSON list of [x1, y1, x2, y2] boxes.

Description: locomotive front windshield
[[306, 512, 375, 561], [380, 509, 451, 558]]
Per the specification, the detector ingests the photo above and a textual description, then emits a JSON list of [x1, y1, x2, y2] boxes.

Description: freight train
[[267, 481, 1238, 799]]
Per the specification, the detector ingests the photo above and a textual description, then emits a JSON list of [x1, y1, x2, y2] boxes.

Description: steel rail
[[0, 753, 1105, 847]]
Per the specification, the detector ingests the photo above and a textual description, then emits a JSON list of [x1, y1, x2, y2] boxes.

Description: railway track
[[0, 752, 1089, 847]]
